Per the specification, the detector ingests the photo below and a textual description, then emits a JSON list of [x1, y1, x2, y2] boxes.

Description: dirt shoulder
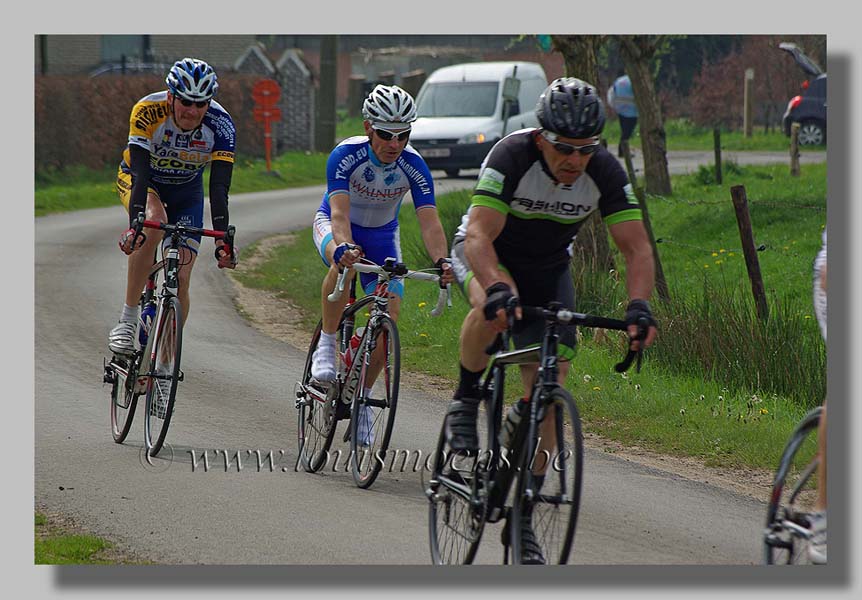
[[226, 234, 775, 505]]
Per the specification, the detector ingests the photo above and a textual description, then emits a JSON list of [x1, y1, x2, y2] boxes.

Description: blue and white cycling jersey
[[316, 135, 437, 228]]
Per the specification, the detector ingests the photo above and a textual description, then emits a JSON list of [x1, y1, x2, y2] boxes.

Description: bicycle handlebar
[[132, 213, 237, 262], [484, 302, 649, 373], [327, 259, 452, 317]]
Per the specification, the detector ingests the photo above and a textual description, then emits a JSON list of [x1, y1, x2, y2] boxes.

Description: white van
[[409, 61, 548, 177]]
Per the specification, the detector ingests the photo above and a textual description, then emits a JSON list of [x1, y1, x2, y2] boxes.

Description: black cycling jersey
[[453, 128, 642, 271]]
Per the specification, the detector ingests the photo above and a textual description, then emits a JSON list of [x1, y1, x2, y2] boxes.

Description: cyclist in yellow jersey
[[108, 58, 237, 357]]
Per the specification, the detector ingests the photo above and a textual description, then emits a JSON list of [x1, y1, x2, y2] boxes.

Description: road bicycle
[[295, 256, 450, 489], [426, 300, 648, 565], [763, 405, 823, 564], [104, 213, 236, 456]]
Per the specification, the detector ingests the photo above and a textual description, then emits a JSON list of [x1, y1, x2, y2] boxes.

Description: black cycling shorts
[[451, 237, 577, 359]]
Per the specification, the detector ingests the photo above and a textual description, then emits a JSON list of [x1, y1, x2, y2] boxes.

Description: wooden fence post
[[790, 122, 801, 177], [743, 68, 754, 138], [730, 185, 769, 320], [713, 128, 722, 184], [633, 185, 671, 303]]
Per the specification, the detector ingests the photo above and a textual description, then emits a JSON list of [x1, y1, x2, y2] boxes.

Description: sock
[[120, 304, 139, 323], [454, 364, 484, 399], [319, 330, 336, 348], [363, 386, 373, 399]]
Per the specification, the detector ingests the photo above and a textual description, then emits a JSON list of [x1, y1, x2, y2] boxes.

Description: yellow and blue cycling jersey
[[121, 90, 235, 186]]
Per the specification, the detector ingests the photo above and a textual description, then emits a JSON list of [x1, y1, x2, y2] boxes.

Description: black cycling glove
[[625, 299, 658, 334], [483, 282, 517, 321], [435, 257, 452, 271]]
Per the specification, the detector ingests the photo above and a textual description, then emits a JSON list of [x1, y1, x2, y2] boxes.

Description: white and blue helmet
[[166, 58, 219, 102]]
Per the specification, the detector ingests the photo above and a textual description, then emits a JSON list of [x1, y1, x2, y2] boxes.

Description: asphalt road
[[35, 152, 822, 565]]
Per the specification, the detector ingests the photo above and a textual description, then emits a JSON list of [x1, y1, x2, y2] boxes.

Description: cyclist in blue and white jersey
[[310, 85, 454, 442]]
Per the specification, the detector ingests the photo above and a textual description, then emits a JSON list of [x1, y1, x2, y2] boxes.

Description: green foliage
[[693, 159, 744, 185], [35, 512, 115, 565]]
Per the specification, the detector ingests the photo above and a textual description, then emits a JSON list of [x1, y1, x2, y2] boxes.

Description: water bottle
[[343, 326, 365, 370], [139, 302, 157, 346]]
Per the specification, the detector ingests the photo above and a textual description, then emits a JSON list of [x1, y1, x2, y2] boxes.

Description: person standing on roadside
[[607, 72, 638, 158]]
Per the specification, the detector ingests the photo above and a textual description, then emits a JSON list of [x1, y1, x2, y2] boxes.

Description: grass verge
[[35, 510, 148, 565]]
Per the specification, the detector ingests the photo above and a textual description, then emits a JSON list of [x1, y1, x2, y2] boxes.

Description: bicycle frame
[[475, 305, 632, 522], [107, 216, 235, 403], [331, 258, 450, 407]]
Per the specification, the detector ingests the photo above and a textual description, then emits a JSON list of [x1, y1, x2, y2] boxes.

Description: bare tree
[[551, 35, 615, 274], [618, 35, 673, 196]]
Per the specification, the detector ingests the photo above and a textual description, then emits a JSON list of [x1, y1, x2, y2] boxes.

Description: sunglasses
[[177, 97, 209, 109], [541, 131, 600, 156], [373, 127, 411, 142]]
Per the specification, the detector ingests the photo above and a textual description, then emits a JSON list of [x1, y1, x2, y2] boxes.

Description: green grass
[[34, 511, 138, 565], [234, 161, 826, 472], [35, 117, 818, 217]]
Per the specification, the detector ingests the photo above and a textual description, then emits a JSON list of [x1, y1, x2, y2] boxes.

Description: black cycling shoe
[[501, 511, 546, 565], [444, 397, 480, 454], [518, 518, 546, 565]]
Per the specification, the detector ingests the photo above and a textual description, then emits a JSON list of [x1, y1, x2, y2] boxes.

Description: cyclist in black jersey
[[444, 77, 658, 564]]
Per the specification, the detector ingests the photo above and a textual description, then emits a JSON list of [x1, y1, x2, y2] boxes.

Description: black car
[[779, 42, 826, 146]]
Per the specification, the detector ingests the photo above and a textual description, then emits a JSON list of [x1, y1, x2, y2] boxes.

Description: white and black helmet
[[166, 58, 219, 102], [362, 84, 417, 125], [536, 77, 605, 138]]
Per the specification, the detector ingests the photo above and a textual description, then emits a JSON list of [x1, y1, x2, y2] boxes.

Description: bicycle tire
[[510, 387, 583, 565], [764, 406, 822, 565], [426, 413, 487, 564], [144, 296, 183, 456], [297, 320, 339, 473], [350, 316, 399, 489], [110, 357, 139, 443]]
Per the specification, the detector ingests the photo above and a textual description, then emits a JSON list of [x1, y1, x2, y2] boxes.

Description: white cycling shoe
[[311, 342, 336, 381], [108, 321, 137, 356], [807, 511, 827, 564], [355, 404, 377, 447]]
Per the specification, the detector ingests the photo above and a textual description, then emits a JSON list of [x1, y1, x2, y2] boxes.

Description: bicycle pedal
[[177, 369, 184, 382]]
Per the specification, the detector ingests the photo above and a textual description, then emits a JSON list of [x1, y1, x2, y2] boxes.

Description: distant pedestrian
[[607, 72, 638, 158]]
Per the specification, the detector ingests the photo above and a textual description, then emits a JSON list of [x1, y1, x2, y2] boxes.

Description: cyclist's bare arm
[[414, 207, 454, 284], [329, 191, 362, 267], [608, 220, 657, 347], [465, 205, 520, 328], [464, 205, 508, 291]]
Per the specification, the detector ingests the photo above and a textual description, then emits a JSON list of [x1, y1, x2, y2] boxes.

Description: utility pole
[[315, 35, 338, 153]]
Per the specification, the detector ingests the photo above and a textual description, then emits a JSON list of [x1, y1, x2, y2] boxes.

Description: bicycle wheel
[[510, 388, 583, 565], [297, 320, 338, 473], [109, 357, 139, 444], [144, 297, 183, 456], [350, 316, 399, 489], [764, 406, 822, 565], [426, 413, 486, 564]]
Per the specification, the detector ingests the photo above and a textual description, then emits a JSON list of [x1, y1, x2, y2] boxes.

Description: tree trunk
[[618, 35, 672, 196], [551, 35, 615, 274]]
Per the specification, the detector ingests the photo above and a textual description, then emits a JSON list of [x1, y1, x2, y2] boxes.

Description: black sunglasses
[[373, 127, 411, 142], [541, 131, 600, 156], [177, 97, 209, 109]]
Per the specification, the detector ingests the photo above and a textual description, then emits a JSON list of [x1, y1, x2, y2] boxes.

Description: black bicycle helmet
[[536, 77, 605, 138]]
